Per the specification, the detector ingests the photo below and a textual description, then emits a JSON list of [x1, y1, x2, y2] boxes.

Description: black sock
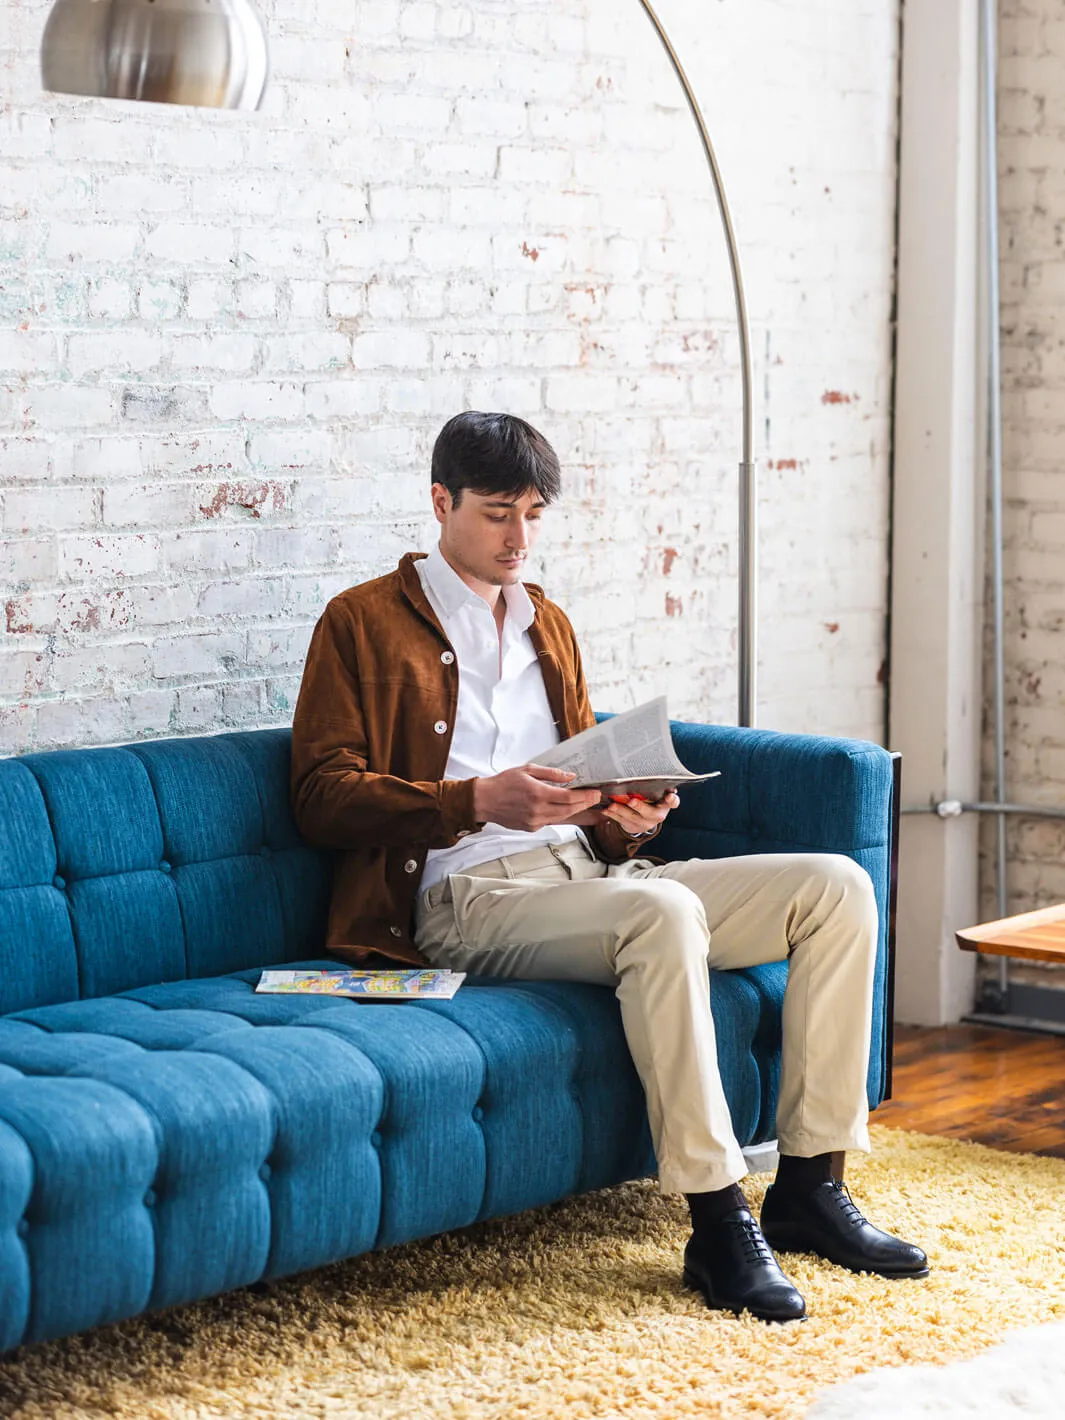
[[686, 1183, 749, 1232], [774, 1152, 838, 1194]]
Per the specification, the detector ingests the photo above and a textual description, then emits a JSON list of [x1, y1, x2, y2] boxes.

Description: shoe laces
[[829, 1180, 867, 1231], [726, 1214, 775, 1265]]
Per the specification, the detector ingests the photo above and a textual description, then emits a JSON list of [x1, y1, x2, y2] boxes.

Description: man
[[290, 411, 927, 1324]]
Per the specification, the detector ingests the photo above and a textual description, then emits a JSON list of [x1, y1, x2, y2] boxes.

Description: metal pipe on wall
[[903, 802, 1065, 822], [981, 0, 1010, 1002]]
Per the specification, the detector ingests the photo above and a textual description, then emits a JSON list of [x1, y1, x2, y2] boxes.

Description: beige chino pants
[[413, 837, 879, 1195]]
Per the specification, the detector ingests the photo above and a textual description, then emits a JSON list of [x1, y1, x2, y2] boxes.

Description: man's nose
[[507, 522, 529, 549]]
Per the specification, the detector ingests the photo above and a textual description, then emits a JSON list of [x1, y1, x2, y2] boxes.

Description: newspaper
[[531, 696, 720, 803]]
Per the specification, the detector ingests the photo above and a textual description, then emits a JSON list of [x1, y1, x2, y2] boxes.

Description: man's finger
[[524, 763, 578, 782], [538, 784, 602, 808]]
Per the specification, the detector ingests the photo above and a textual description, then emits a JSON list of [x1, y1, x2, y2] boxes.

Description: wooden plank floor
[[875, 1024, 1065, 1158]]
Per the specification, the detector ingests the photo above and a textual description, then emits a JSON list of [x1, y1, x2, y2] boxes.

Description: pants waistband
[[461, 837, 598, 880]]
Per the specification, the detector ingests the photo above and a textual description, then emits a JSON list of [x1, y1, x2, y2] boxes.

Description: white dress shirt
[[415, 544, 588, 895]]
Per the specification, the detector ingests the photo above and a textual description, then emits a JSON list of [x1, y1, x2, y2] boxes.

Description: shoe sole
[[762, 1225, 929, 1279], [682, 1265, 807, 1324]]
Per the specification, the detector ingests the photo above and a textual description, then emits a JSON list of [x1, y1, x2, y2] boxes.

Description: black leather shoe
[[683, 1207, 806, 1323], [761, 1179, 929, 1278]]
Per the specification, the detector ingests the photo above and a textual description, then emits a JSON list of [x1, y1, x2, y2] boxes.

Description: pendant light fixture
[[40, 0, 268, 110]]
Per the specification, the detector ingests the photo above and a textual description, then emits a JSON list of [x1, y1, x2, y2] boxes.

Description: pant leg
[[624, 852, 879, 1158], [413, 858, 748, 1194]]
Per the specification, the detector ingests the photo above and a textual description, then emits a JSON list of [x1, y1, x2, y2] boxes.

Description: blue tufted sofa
[[0, 717, 897, 1352]]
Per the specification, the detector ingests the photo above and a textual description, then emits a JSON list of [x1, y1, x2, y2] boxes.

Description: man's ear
[[430, 482, 452, 524]]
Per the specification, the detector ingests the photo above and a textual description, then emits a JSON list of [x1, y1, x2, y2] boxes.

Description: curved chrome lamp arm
[[40, 0, 758, 724], [634, 0, 757, 727]]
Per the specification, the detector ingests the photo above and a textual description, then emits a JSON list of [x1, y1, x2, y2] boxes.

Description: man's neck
[[436, 542, 505, 613]]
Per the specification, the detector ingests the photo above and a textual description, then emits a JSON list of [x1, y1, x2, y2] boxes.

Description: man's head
[[430, 412, 561, 593]]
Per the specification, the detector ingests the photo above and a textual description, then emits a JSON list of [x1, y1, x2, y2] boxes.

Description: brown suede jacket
[[290, 552, 662, 966]]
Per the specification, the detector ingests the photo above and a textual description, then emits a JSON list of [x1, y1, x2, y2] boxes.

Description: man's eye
[[486, 515, 507, 523]]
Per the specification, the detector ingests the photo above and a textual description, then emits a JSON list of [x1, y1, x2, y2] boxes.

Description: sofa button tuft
[[472, 1106, 484, 1123], [259, 1163, 272, 1182], [143, 1189, 156, 1208], [52, 875, 65, 891], [159, 860, 172, 874], [260, 845, 272, 858], [370, 1130, 383, 1150], [16, 1219, 28, 1239]]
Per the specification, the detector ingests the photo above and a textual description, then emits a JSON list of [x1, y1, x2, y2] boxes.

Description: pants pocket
[[448, 872, 538, 951]]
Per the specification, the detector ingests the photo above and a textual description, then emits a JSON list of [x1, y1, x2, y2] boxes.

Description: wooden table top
[[956, 903, 1065, 963]]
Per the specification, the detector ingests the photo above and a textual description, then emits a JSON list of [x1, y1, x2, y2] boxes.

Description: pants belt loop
[[548, 843, 574, 879]]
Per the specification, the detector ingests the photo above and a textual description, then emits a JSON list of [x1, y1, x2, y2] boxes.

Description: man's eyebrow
[[482, 498, 549, 509]]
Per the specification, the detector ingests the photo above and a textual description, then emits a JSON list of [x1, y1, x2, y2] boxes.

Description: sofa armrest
[[651, 721, 894, 860]]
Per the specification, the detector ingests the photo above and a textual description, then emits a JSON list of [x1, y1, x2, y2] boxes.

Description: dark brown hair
[[431, 411, 561, 507]]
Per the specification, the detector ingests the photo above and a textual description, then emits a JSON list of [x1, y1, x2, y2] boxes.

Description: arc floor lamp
[[39, 0, 758, 727]]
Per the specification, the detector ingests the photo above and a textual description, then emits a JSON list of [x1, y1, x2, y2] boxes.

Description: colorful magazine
[[255, 968, 465, 1000]]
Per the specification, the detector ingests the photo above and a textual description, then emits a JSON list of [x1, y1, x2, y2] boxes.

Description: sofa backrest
[[0, 729, 332, 1015]]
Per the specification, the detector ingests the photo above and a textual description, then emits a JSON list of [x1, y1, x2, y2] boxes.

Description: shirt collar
[[424, 543, 536, 633]]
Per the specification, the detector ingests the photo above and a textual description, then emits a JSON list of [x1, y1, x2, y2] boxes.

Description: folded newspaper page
[[255, 969, 465, 1000], [531, 696, 720, 802]]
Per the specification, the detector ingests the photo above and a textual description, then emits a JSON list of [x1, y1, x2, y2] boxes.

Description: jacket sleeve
[[562, 614, 663, 865], [290, 602, 485, 851]]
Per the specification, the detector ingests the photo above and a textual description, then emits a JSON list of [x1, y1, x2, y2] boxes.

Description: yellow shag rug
[[1, 1125, 1064, 1420]]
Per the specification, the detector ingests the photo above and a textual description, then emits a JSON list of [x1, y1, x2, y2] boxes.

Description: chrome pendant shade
[[40, 0, 269, 109]]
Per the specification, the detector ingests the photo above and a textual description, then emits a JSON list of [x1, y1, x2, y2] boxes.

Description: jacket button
[[390, 925, 402, 937], [434, 720, 447, 734], [440, 651, 455, 665], [404, 859, 419, 874]]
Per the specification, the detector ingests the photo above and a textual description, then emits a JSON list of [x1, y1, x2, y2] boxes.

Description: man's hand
[[599, 790, 680, 837], [472, 764, 603, 832]]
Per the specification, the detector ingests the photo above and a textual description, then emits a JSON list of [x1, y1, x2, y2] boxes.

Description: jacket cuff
[[592, 817, 662, 863], [439, 778, 484, 841]]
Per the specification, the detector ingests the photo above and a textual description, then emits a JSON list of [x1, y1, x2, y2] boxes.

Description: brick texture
[[0, 0, 900, 753], [982, 2, 1065, 971]]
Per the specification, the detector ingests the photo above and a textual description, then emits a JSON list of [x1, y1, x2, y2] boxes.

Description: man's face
[[432, 484, 547, 590]]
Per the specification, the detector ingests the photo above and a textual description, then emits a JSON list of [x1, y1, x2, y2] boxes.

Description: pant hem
[[775, 1129, 871, 1157], [656, 1157, 749, 1196]]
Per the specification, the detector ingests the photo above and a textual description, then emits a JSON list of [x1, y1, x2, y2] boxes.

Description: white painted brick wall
[[985, 0, 1065, 957], [0, 0, 900, 755]]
